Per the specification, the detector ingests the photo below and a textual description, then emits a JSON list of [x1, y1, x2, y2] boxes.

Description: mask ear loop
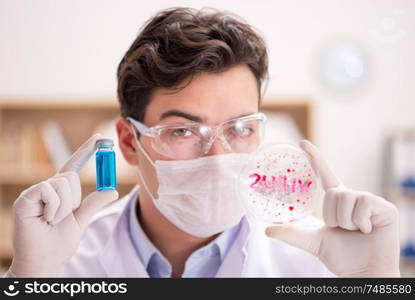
[[129, 123, 158, 202]]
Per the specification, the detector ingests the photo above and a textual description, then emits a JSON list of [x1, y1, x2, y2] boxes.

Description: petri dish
[[238, 143, 323, 225]]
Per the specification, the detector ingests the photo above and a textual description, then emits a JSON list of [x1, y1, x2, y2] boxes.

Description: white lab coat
[[60, 186, 334, 277]]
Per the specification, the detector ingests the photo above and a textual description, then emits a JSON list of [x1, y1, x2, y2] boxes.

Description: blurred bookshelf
[[0, 98, 315, 274]]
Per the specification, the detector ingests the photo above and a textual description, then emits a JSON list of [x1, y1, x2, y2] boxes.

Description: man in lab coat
[[4, 7, 400, 278]]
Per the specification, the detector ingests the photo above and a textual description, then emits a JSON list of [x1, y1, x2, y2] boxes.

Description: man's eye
[[171, 128, 193, 137]]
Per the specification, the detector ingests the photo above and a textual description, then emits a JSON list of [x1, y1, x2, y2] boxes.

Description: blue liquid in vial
[[96, 149, 116, 191]]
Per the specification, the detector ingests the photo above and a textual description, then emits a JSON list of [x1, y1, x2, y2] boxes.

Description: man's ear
[[116, 118, 139, 166]]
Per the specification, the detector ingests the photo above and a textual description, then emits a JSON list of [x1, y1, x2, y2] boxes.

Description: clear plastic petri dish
[[238, 143, 323, 225]]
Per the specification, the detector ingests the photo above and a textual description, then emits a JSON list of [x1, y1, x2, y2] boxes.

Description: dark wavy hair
[[117, 7, 268, 123]]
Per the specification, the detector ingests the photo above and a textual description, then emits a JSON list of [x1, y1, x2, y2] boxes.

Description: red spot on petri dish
[[287, 168, 291, 172], [297, 199, 300, 203], [289, 206, 294, 211]]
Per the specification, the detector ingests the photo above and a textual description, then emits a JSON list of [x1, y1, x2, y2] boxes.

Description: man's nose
[[204, 136, 231, 156]]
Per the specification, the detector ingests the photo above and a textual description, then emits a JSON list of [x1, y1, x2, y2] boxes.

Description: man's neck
[[136, 191, 219, 277]]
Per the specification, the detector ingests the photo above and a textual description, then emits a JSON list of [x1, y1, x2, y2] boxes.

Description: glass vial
[[95, 138, 117, 191]]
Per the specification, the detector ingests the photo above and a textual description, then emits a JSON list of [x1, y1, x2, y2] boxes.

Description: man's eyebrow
[[160, 110, 203, 122]]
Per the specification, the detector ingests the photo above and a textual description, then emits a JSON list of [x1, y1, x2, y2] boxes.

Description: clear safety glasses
[[127, 112, 267, 160]]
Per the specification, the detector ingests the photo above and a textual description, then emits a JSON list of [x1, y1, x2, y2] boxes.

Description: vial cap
[[96, 138, 114, 148]]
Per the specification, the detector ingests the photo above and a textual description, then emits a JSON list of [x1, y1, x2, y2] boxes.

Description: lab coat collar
[[128, 188, 241, 270], [98, 185, 252, 277]]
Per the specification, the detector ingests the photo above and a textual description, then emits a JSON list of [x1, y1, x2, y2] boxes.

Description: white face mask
[[134, 138, 249, 238]]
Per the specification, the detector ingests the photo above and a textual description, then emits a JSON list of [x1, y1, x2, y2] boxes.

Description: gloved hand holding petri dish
[[238, 143, 323, 225]]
